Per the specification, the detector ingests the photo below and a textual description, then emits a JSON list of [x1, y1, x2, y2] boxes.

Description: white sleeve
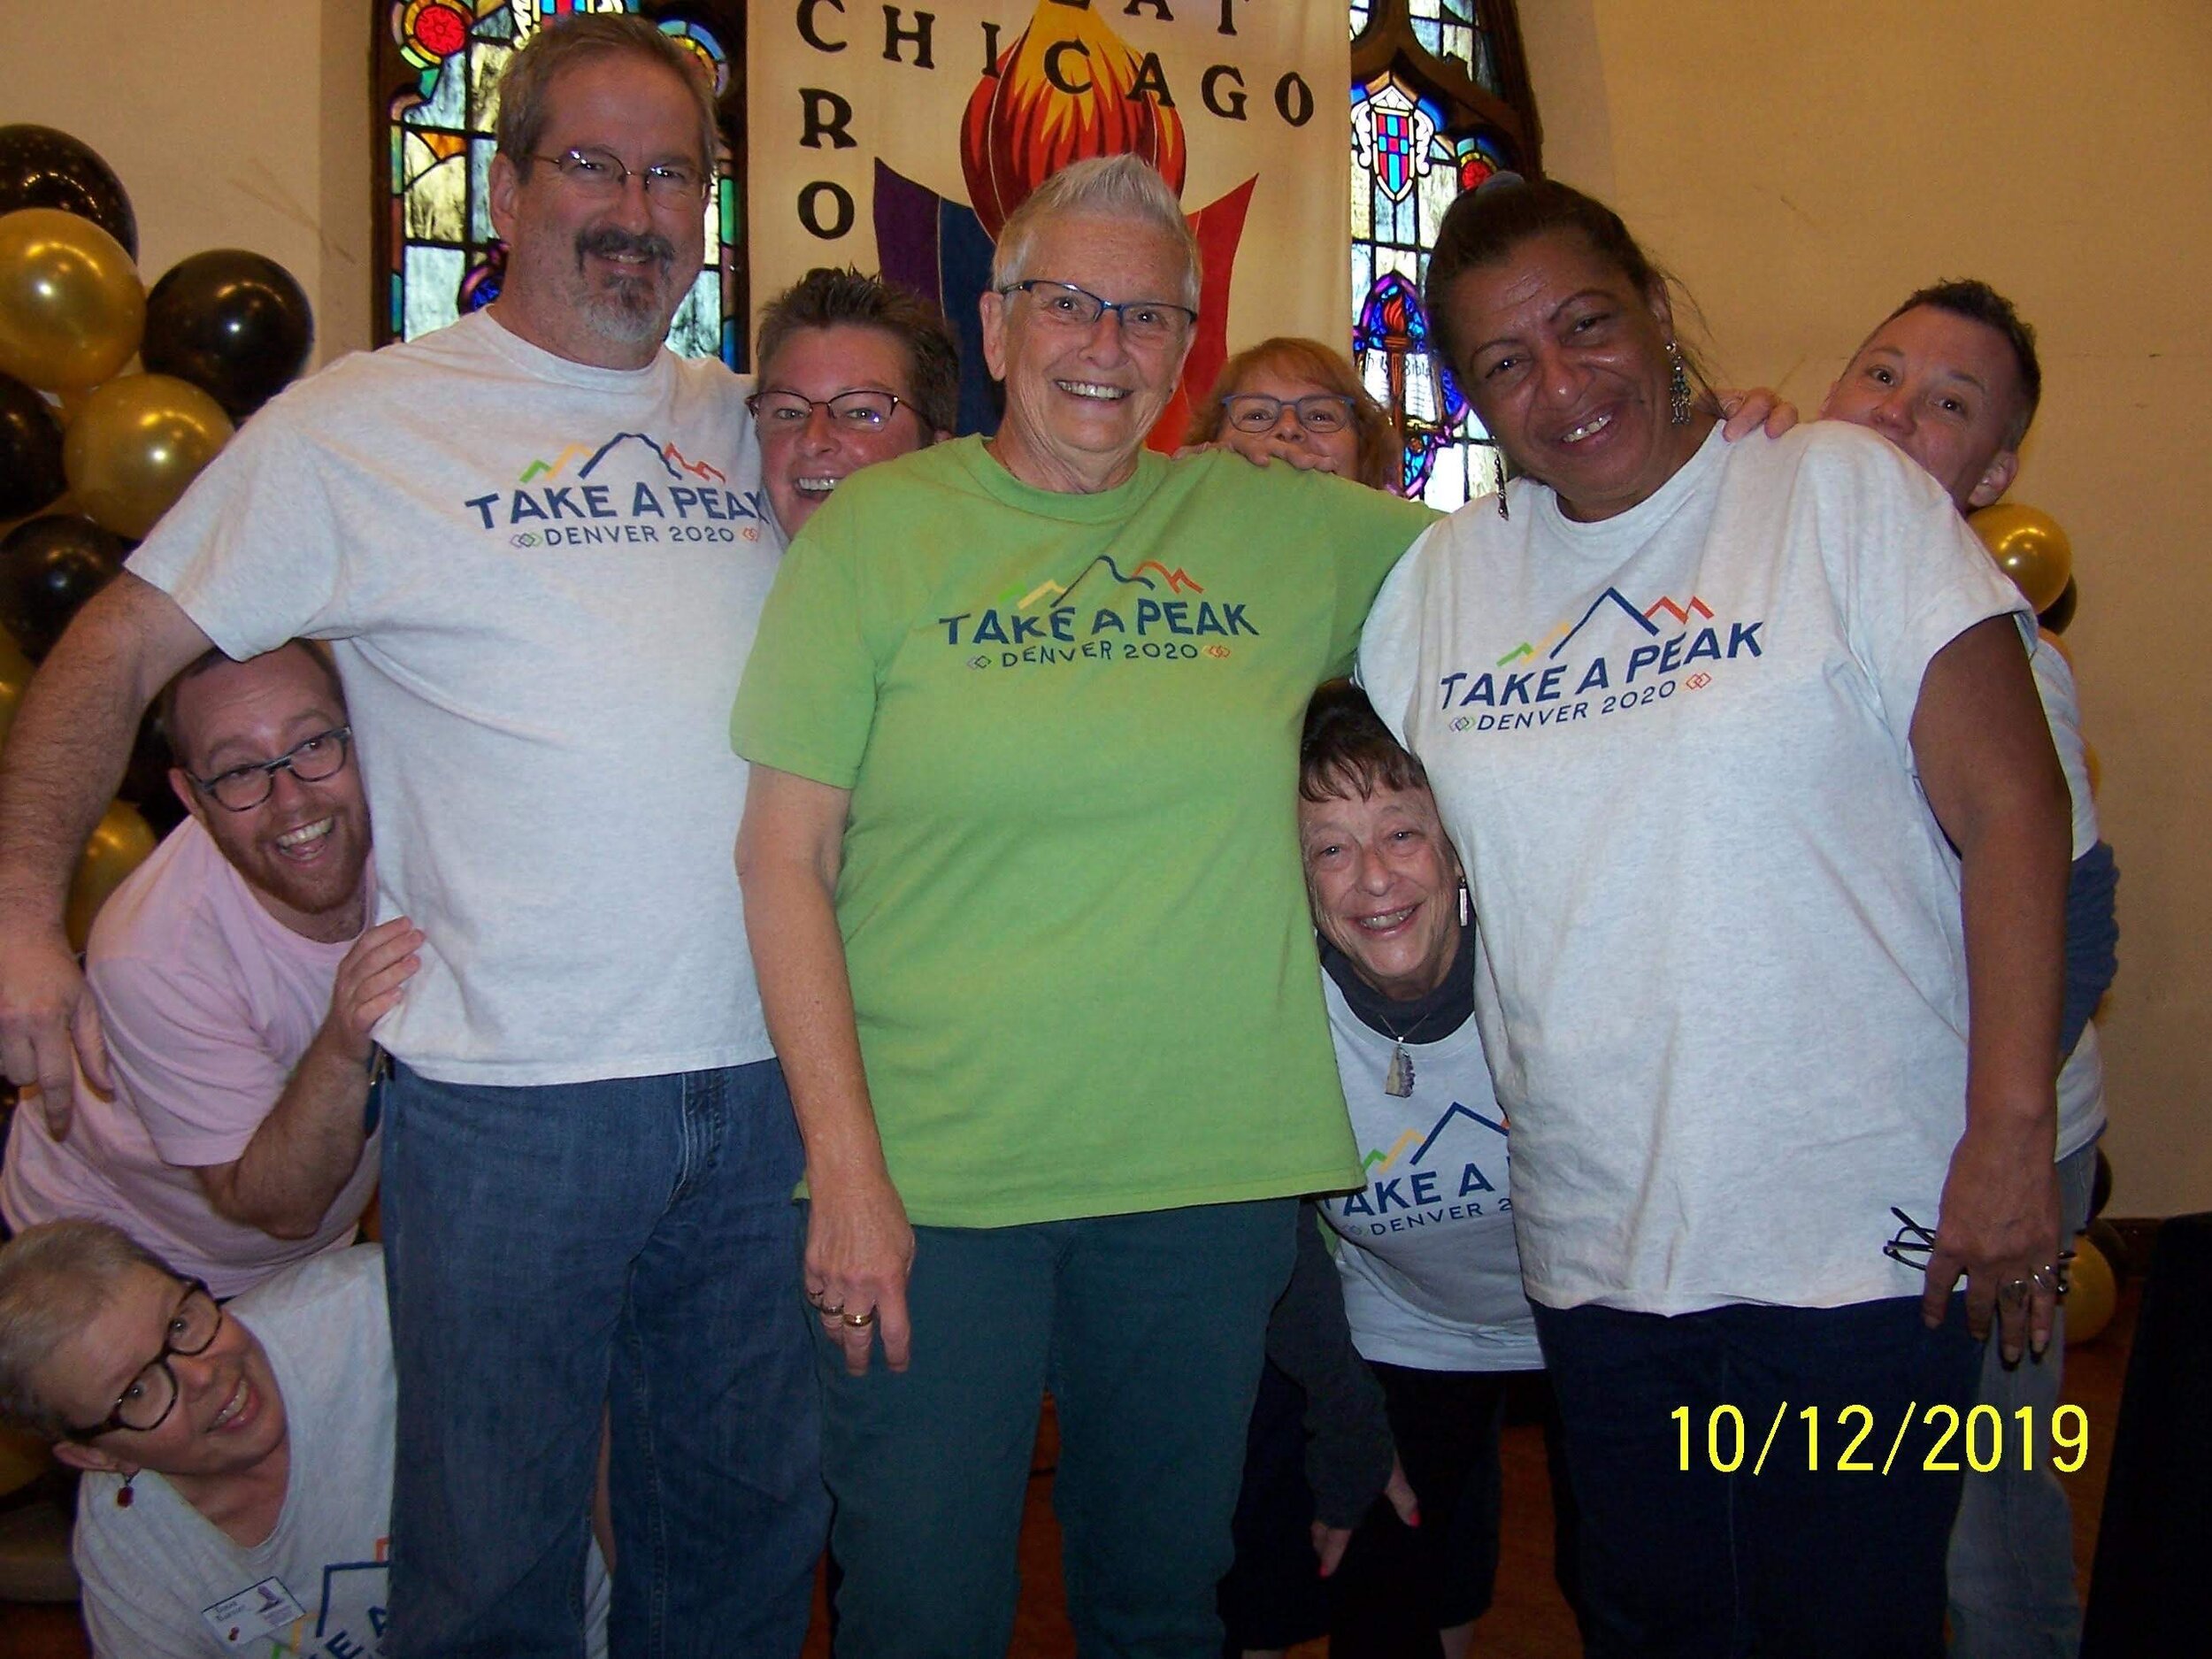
[[2029, 637, 2100, 856], [1356, 518, 1453, 749], [1805, 428, 2032, 746], [124, 400, 357, 660]]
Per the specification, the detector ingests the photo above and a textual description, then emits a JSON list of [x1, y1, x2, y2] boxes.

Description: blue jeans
[[1533, 1294, 1980, 1659], [818, 1201, 1297, 1658], [1946, 1140, 2099, 1658], [380, 1061, 826, 1657]]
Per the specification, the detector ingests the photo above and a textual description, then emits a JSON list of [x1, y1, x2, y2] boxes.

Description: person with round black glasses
[[0, 1220, 609, 1657], [3, 641, 419, 1301]]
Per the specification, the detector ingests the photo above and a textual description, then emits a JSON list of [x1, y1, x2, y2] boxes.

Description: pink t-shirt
[[1, 820, 378, 1298]]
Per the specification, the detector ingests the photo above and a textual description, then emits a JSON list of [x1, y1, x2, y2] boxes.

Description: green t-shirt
[[732, 437, 1437, 1226]]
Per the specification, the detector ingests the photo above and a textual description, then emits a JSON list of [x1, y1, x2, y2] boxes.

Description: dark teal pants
[[815, 1199, 1297, 1658]]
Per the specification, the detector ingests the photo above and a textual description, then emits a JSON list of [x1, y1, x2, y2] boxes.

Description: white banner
[[747, 0, 1351, 441]]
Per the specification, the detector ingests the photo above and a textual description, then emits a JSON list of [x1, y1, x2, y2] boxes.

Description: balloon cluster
[[0, 127, 315, 941]]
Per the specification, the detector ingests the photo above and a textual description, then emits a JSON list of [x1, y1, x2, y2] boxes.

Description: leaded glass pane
[[403, 136, 466, 242], [1348, 57, 1513, 511], [1408, 0, 1496, 94], [403, 243, 464, 339], [468, 138, 496, 242]]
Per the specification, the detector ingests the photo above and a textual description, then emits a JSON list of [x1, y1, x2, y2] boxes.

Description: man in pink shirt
[[2, 641, 419, 1296]]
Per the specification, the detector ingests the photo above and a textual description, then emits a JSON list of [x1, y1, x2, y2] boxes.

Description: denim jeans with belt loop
[[380, 1059, 826, 1658]]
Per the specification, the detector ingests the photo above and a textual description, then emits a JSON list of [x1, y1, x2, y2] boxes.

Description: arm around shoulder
[[1911, 615, 2070, 1361], [0, 574, 211, 1120]]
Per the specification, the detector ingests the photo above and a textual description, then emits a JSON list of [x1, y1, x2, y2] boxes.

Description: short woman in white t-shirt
[[1356, 176, 2071, 1659]]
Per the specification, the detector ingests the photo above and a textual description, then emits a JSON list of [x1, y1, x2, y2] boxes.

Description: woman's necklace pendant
[[1384, 1043, 1415, 1098]]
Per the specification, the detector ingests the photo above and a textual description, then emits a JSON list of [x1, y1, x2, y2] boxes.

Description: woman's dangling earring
[[1492, 446, 1509, 520], [116, 1473, 136, 1509], [1458, 882, 1471, 926], [1666, 341, 1693, 426]]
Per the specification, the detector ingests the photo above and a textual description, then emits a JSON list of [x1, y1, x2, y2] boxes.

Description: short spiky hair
[[0, 1221, 179, 1442], [495, 12, 718, 179], [1882, 279, 2042, 447], [1300, 680, 1431, 804], [754, 267, 963, 438], [991, 155, 1202, 311], [157, 641, 347, 775]]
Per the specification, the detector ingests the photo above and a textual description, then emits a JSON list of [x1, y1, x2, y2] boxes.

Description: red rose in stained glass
[[411, 3, 470, 62], [960, 1, 1187, 241]]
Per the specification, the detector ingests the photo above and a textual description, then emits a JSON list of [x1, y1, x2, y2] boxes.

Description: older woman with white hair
[[0, 1221, 609, 1657], [733, 154, 1433, 1655]]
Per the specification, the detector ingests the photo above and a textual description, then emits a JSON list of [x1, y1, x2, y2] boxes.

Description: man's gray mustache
[[575, 228, 675, 268]]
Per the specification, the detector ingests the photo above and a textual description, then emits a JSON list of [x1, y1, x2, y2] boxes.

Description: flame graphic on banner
[[960, 4, 1190, 241]]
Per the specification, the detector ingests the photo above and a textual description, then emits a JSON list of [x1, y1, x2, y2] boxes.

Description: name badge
[[201, 1577, 306, 1647]]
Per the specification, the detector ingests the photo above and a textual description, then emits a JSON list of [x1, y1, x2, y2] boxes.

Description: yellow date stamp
[[1672, 1403, 2091, 1475]]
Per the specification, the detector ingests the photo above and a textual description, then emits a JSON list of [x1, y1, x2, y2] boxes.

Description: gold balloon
[[0, 620, 30, 756], [65, 797, 157, 953], [1969, 503, 2073, 616], [63, 373, 232, 541], [2066, 1233, 2118, 1345], [0, 208, 145, 392]]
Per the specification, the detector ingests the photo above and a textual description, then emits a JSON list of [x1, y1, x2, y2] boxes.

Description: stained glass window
[[1349, 73, 1509, 508], [381, 1, 743, 364], [1348, 2, 1532, 509]]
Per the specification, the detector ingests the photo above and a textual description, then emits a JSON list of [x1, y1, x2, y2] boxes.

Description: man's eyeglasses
[[1884, 1207, 2074, 1291], [1221, 392, 1357, 436], [1000, 280, 1197, 347], [1883, 1207, 1939, 1271], [65, 1279, 223, 1440], [186, 727, 352, 812], [746, 389, 907, 431], [526, 147, 710, 204]]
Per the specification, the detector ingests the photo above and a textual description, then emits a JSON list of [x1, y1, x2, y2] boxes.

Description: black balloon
[[0, 513, 128, 660], [142, 250, 314, 420], [0, 125, 138, 258], [0, 371, 65, 518], [2039, 575, 2078, 635], [119, 704, 187, 834]]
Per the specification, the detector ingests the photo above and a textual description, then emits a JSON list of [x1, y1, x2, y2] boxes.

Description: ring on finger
[[841, 1309, 878, 1329], [812, 1298, 846, 1317], [2000, 1276, 2032, 1303]]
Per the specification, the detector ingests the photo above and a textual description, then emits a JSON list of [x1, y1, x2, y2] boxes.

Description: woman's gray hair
[[0, 1220, 179, 1442], [991, 156, 1202, 311]]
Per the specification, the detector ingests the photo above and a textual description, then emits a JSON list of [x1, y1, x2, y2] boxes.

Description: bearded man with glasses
[[0, 13, 824, 1655], [0, 1221, 609, 1656], [4, 641, 415, 1306]]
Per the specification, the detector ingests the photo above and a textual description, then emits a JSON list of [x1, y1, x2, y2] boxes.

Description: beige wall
[[1522, 1, 2212, 1216], [0, 1, 373, 365]]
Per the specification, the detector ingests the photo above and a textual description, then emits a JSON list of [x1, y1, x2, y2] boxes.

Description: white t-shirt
[[0, 821, 376, 1298], [1316, 976, 1541, 1371], [72, 1247, 611, 1658], [127, 311, 783, 1086], [2031, 637, 2107, 1159], [1359, 423, 2032, 1316]]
